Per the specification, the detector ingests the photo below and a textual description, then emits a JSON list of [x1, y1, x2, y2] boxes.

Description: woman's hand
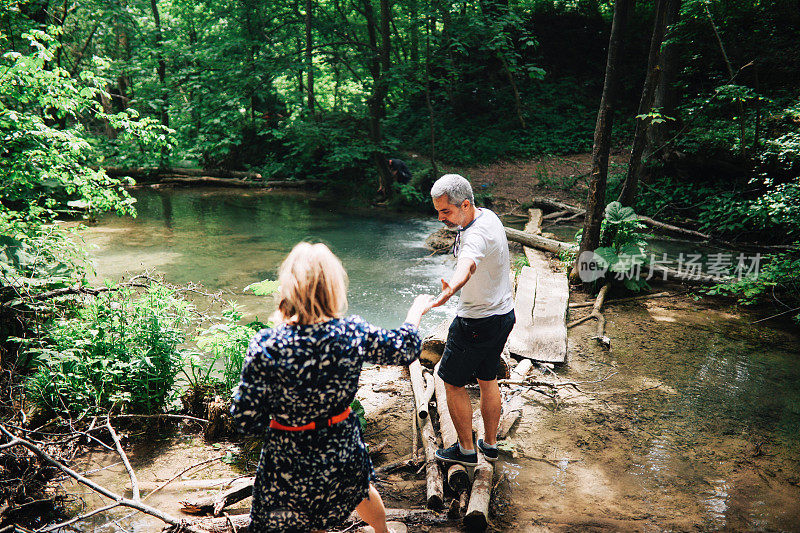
[[404, 295, 435, 327]]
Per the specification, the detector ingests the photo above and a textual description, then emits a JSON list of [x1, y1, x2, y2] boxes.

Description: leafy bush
[[22, 284, 191, 417], [594, 202, 650, 292], [706, 246, 800, 324], [187, 307, 262, 393]]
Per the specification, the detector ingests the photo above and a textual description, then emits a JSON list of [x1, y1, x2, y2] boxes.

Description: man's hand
[[431, 278, 454, 308], [431, 258, 476, 308]]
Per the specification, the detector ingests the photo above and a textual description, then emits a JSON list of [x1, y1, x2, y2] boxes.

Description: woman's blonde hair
[[276, 242, 348, 325]]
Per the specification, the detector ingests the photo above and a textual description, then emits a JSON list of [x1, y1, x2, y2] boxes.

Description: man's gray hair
[[430, 174, 474, 206]]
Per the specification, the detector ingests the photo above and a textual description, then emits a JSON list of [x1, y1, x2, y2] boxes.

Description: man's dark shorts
[[437, 310, 516, 387]]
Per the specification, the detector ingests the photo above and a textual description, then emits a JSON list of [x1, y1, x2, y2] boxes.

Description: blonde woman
[[231, 242, 432, 533]]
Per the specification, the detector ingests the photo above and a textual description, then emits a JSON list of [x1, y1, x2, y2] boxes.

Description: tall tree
[[618, 0, 673, 207], [305, 0, 316, 113], [571, 0, 632, 282], [364, 0, 393, 197], [644, 0, 682, 177]]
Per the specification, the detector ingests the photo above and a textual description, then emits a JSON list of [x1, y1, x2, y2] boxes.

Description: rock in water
[[425, 228, 457, 254]]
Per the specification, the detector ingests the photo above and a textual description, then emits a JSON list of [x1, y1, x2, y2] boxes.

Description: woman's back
[[233, 316, 419, 433]]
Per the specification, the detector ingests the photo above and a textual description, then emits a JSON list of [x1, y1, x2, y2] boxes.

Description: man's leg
[[477, 378, 501, 445], [445, 382, 475, 451]]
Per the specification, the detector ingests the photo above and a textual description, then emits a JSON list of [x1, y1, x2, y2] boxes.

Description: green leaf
[[604, 202, 637, 224], [244, 279, 280, 296]]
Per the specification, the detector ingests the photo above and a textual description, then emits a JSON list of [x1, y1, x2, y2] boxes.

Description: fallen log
[[180, 478, 255, 516], [464, 414, 493, 531], [504, 227, 576, 255], [526, 208, 543, 235], [409, 361, 429, 419], [567, 281, 612, 349], [530, 197, 777, 252], [447, 490, 469, 520], [497, 394, 525, 439], [103, 167, 262, 181], [433, 363, 470, 494], [409, 363, 444, 510], [530, 197, 584, 215], [569, 291, 670, 308], [509, 359, 532, 382], [420, 319, 450, 368], [422, 372, 435, 418], [421, 414, 444, 510], [154, 176, 261, 188], [264, 179, 319, 189], [542, 209, 570, 221]]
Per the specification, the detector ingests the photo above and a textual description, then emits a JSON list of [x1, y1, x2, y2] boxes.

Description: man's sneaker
[[477, 439, 499, 462], [435, 443, 478, 467]]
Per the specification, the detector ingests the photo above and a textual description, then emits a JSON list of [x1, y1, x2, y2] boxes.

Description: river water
[[66, 188, 800, 532], [80, 188, 457, 331]]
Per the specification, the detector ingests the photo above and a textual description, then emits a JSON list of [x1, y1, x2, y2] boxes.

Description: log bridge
[[172, 209, 570, 532]]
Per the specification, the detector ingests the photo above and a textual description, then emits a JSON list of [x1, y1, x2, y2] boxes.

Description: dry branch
[[409, 364, 443, 509], [105, 417, 139, 500], [569, 291, 670, 308], [504, 227, 576, 254], [103, 167, 262, 181], [497, 394, 525, 439], [0, 425, 190, 530], [180, 477, 255, 516], [567, 282, 611, 349]]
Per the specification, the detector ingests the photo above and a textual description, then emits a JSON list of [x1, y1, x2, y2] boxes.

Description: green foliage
[[350, 398, 367, 431], [0, 30, 164, 218], [594, 202, 650, 293], [513, 254, 530, 277], [244, 279, 280, 297], [0, 27, 170, 317], [705, 246, 800, 324], [190, 307, 261, 393], [21, 284, 190, 417], [636, 175, 800, 241]]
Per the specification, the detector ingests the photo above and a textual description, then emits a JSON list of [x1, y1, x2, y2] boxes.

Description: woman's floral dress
[[230, 315, 421, 532]]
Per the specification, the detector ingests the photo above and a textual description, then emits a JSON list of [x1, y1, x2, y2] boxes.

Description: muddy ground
[[58, 154, 799, 532], [361, 292, 800, 532]]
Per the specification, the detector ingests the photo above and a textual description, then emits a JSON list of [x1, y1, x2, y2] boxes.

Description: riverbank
[[58, 286, 800, 532]]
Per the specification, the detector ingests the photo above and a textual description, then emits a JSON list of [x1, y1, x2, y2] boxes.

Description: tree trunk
[[409, 0, 419, 65], [618, 0, 670, 207], [425, 13, 438, 176], [150, 0, 168, 130], [644, 0, 682, 180], [570, 0, 631, 283], [305, 0, 315, 114], [114, 0, 133, 112], [364, 0, 393, 197]]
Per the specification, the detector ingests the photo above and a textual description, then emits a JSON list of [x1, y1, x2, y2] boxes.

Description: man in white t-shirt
[[429, 174, 516, 466]]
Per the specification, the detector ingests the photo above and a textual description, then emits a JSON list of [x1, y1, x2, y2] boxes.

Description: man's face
[[433, 195, 468, 228]]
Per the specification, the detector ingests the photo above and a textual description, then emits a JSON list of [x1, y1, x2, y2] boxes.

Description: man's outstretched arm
[[432, 257, 476, 308]]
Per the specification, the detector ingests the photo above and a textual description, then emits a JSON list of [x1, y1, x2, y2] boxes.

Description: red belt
[[269, 407, 351, 431]]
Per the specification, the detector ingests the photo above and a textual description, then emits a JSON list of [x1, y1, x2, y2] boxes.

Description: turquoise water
[[81, 188, 457, 332]]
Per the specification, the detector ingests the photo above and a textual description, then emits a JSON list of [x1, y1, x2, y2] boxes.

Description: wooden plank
[[509, 260, 568, 363], [525, 208, 543, 235], [507, 266, 537, 359], [528, 267, 568, 363]]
